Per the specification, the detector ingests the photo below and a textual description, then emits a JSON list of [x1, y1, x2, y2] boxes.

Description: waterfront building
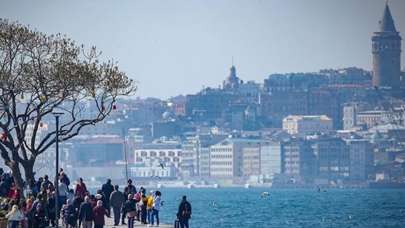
[[282, 115, 333, 135], [199, 146, 211, 177], [281, 138, 314, 180], [130, 160, 176, 179], [134, 143, 182, 169], [310, 136, 350, 181], [344, 138, 373, 181], [260, 141, 282, 177], [181, 137, 200, 177], [242, 146, 261, 176], [210, 138, 261, 178], [372, 2, 402, 89]]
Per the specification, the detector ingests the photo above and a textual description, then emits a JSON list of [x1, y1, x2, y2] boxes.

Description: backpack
[[182, 202, 191, 218]]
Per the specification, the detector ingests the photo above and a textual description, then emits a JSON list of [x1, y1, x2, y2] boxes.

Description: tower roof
[[379, 2, 397, 32]]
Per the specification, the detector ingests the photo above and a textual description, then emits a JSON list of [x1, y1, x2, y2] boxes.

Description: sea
[[151, 188, 405, 228]]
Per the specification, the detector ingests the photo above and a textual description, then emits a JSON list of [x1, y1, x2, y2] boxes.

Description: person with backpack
[[177, 196, 192, 228]]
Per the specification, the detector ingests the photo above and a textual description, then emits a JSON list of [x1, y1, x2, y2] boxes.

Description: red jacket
[[8, 188, 20, 200], [93, 206, 107, 225], [75, 183, 87, 199]]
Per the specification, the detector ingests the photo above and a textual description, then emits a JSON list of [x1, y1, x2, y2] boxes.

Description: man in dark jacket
[[79, 196, 93, 228], [101, 179, 114, 213], [177, 196, 192, 228], [124, 179, 137, 198], [110, 185, 125, 226]]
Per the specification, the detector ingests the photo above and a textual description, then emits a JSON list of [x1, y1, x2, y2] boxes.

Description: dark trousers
[[179, 218, 189, 228], [121, 210, 127, 224], [113, 206, 121, 225], [128, 217, 135, 228], [8, 221, 19, 228], [94, 225, 104, 228]]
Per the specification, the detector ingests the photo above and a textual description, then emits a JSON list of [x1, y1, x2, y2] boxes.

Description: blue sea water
[[153, 188, 405, 228]]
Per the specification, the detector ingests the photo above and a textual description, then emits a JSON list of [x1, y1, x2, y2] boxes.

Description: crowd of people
[[0, 168, 170, 228]]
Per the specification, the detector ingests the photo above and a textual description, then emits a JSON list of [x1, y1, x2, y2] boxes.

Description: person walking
[[6, 205, 24, 228], [122, 194, 137, 228], [146, 191, 154, 225], [58, 179, 69, 212], [151, 191, 162, 227], [110, 185, 125, 226], [93, 200, 109, 228], [75, 178, 87, 200], [79, 196, 93, 228], [62, 199, 78, 228], [177, 196, 192, 228], [101, 179, 114, 214], [124, 179, 137, 198]]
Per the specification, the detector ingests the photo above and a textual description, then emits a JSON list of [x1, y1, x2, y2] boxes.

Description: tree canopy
[[0, 19, 136, 189]]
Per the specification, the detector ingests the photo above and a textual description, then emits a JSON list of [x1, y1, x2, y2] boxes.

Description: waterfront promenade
[[105, 217, 171, 228]]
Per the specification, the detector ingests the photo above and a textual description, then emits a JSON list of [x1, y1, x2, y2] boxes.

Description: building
[[199, 147, 211, 177], [223, 65, 241, 90], [210, 139, 239, 178], [281, 138, 314, 179], [282, 115, 333, 135], [67, 135, 124, 166], [181, 137, 200, 177], [210, 138, 261, 178], [260, 141, 282, 177], [242, 146, 261, 176], [310, 136, 349, 181], [134, 143, 182, 169], [345, 138, 373, 181], [372, 2, 402, 88], [356, 110, 390, 129], [130, 160, 176, 179]]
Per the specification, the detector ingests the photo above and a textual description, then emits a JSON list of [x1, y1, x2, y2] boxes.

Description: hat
[[95, 194, 103, 200]]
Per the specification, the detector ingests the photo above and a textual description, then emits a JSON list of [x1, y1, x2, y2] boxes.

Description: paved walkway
[[105, 217, 171, 228]]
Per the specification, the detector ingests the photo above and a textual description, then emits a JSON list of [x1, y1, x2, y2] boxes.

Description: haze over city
[[1, 0, 405, 98]]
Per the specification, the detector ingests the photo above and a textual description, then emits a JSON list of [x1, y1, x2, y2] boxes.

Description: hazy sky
[[1, 0, 404, 98]]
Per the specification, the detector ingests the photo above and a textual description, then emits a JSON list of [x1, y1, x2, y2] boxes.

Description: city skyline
[[1, 0, 405, 98]]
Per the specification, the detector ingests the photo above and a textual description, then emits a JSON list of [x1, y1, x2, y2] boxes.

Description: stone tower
[[223, 65, 240, 90], [372, 2, 402, 89]]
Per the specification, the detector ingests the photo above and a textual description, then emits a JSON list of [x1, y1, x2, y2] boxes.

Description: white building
[[210, 139, 243, 178], [134, 143, 182, 169], [210, 138, 265, 178], [282, 115, 333, 135], [130, 160, 176, 179]]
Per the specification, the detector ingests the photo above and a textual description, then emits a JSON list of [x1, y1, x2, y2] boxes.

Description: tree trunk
[[22, 160, 35, 190], [8, 161, 25, 191]]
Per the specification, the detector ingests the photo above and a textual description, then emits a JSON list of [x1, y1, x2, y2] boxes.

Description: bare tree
[[0, 19, 136, 189]]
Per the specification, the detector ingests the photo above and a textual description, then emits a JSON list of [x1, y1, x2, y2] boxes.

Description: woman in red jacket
[[93, 200, 109, 228], [74, 178, 87, 199]]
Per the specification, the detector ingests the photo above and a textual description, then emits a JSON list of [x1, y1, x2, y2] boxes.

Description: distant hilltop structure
[[372, 2, 402, 89]]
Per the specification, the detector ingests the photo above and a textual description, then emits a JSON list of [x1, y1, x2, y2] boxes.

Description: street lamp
[[53, 111, 63, 227]]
